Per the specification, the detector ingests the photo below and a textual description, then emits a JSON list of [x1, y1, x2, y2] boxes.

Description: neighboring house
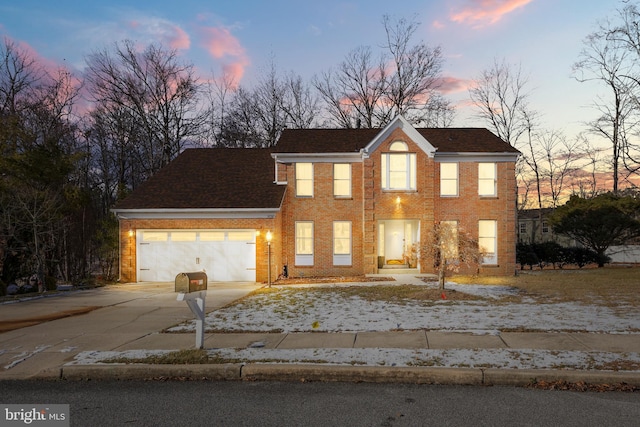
[[112, 115, 521, 283], [517, 208, 578, 246]]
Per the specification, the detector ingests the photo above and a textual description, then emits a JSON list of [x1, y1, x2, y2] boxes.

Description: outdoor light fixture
[[128, 229, 134, 238], [396, 196, 401, 205], [266, 231, 272, 287]]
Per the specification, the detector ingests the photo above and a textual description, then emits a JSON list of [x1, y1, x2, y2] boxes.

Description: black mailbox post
[[175, 272, 208, 293]]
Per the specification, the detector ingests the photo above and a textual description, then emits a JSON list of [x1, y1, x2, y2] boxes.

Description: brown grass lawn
[[449, 265, 640, 307], [269, 266, 640, 307]]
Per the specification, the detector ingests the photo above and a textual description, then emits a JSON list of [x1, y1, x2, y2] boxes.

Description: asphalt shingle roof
[[274, 127, 520, 154], [114, 148, 285, 210], [115, 127, 519, 211]]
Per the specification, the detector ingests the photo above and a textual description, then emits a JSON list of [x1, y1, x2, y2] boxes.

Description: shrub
[[516, 243, 608, 269], [45, 275, 57, 291]]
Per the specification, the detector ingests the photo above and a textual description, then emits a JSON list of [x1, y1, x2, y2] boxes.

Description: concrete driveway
[[0, 282, 262, 379]]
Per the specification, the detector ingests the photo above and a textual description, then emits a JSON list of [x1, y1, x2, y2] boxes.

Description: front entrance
[[377, 220, 419, 269]]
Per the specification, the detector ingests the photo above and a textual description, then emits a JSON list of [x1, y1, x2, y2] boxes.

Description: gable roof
[[364, 115, 436, 157], [113, 148, 285, 211], [275, 126, 520, 156]]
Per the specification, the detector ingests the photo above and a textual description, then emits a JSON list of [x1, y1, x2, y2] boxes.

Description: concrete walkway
[[116, 329, 640, 354], [0, 282, 261, 380], [1, 281, 639, 385]]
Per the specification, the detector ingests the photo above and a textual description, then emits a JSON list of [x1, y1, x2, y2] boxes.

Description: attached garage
[[136, 230, 256, 282], [112, 148, 285, 284]]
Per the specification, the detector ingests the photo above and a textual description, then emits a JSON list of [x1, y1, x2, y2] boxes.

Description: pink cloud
[[167, 26, 190, 50], [126, 18, 190, 51], [199, 26, 250, 83], [1, 35, 85, 114], [435, 76, 472, 94], [450, 0, 533, 28]]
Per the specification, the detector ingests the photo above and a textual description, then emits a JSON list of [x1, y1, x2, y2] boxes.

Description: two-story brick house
[[112, 115, 520, 283]]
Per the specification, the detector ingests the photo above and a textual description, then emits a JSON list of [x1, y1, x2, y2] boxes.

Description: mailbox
[[175, 272, 208, 293]]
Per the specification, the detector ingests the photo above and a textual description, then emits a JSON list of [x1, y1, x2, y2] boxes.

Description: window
[[478, 163, 497, 196], [295, 221, 314, 266], [171, 232, 196, 242], [200, 231, 224, 241], [228, 231, 255, 241], [440, 163, 458, 196], [142, 231, 168, 242], [333, 221, 352, 265], [440, 221, 459, 260], [478, 220, 497, 264], [334, 163, 351, 197], [381, 141, 416, 190], [296, 163, 313, 197], [542, 221, 549, 233], [519, 222, 527, 235]]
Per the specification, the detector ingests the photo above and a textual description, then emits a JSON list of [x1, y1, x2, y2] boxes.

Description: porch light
[[128, 229, 134, 238], [396, 196, 401, 205]]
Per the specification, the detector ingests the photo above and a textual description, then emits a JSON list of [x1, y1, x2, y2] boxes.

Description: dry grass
[[103, 349, 242, 365], [258, 266, 640, 307], [449, 266, 640, 307], [251, 284, 483, 303]]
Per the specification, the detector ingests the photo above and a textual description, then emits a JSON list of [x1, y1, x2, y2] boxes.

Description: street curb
[[241, 364, 482, 384], [483, 368, 640, 387], [60, 364, 242, 381], [52, 363, 640, 387]]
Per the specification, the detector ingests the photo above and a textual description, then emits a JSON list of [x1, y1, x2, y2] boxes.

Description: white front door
[[378, 220, 419, 267]]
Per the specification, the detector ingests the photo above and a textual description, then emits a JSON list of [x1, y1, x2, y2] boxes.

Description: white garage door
[[137, 230, 256, 282]]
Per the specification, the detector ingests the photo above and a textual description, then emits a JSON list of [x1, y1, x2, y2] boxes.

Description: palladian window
[[381, 141, 416, 190]]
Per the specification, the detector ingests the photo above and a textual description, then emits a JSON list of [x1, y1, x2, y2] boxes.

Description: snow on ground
[[166, 282, 639, 334], [71, 279, 640, 371], [72, 347, 640, 371]]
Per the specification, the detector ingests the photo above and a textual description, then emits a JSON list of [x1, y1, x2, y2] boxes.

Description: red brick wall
[[364, 128, 436, 274], [434, 161, 517, 276], [281, 161, 364, 278], [278, 127, 517, 278], [119, 128, 517, 282]]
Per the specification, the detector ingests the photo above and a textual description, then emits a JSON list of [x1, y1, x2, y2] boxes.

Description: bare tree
[[381, 15, 453, 126], [538, 131, 582, 208], [0, 38, 85, 285], [569, 134, 607, 199], [422, 222, 483, 289], [469, 58, 532, 147], [313, 46, 386, 128], [281, 72, 320, 128], [314, 15, 452, 128], [574, 6, 640, 195], [205, 70, 238, 147], [216, 60, 319, 147], [85, 40, 206, 176]]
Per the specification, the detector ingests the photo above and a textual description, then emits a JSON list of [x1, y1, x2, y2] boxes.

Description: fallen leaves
[[526, 379, 638, 392]]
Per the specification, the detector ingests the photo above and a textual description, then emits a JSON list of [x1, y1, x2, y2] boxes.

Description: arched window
[[381, 141, 416, 190], [389, 141, 408, 151]]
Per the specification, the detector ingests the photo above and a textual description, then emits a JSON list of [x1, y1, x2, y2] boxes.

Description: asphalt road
[[1, 380, 638, 426]]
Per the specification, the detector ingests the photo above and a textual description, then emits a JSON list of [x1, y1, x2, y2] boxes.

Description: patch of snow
[[167, 285, 639, 334], [69, 282, 640, 371]]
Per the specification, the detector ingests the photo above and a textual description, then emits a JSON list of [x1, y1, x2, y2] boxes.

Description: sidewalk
[[1, 281, 640, 386]]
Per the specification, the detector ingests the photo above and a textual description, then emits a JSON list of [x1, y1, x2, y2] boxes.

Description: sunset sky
[[0, 0, 624, 137]]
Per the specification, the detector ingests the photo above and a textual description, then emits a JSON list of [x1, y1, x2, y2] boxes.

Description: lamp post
[[266, 231, 272, 287]]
